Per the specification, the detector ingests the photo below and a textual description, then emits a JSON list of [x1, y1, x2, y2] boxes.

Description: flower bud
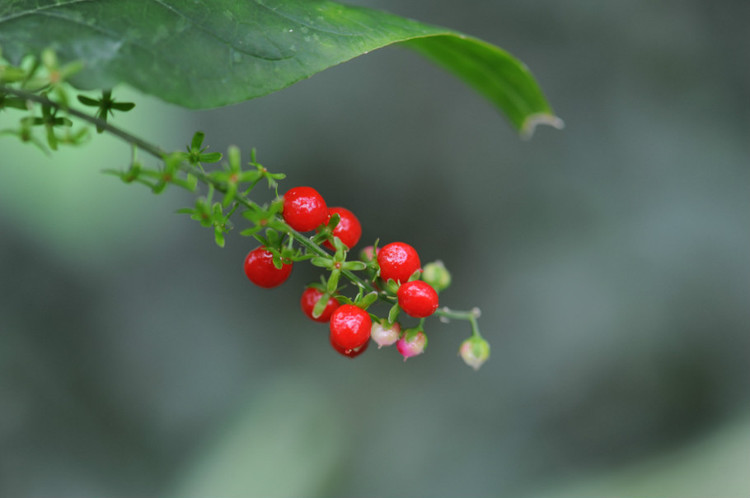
[[422, 260, 451, 292], [459, 336, 490, 370], [360, 245, 379, 262], [371, 320, 401, 348], [396, 329, 427, 360]]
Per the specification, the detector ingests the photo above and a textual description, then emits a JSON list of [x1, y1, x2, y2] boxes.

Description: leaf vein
[[149, 0, 294, 62], [0, 0, 97, 24]]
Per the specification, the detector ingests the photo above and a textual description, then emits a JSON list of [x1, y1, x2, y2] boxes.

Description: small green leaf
[[212, 202, 224, 218], [199, 152, 222, 163], [327, 270, 340, 294], [332, 237, 346, 258], [388, 303, 400, 325], [0, 65, 27, 83], [77, 94, 99, 106], [110, 101, 135, 111], [311, 292, 332, 319], [265, 229, 280, 247], [327, 213, 341, 229], [335, 295, 355, 306], [310, 257, 332, 268], [228, 145, 241, 172], [407, 269, 422, 282], [190, 131, 205, 150], [58, 60, 84, 80], [222, 183, 237, 208], [0, 95, 27, 109], [357, 291, 378, 310], [214, 227, 226, 248], [385, 279, 400, 295], [342, 261, 367, 271], [41, 48, 57, 70]]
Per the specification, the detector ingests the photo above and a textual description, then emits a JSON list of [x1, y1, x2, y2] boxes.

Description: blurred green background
[[1, 0, 748, 497]]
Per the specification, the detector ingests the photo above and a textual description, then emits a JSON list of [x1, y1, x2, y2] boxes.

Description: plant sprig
[[0, 53, 489, 369]]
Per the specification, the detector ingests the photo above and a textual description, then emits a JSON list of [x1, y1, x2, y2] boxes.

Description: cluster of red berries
[[243, 186, 442, 360]]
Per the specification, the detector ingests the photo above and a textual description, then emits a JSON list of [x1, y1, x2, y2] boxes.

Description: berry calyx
[[329, 304, 372, 350], [282, 186, 328, 232], [300, 286, 340, 322], [459, 336, 491, 370], [243, 247, 292, 288], [377, 242, 421, 283], [397, 280, 439, 318], [322, 207, 362, 250], [330, 334, 370, 358], [397, 329, 427, 360], [370, 320, 401, 348]]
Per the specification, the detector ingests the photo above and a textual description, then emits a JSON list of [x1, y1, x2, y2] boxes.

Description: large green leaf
[[0, 0, 562, 135]]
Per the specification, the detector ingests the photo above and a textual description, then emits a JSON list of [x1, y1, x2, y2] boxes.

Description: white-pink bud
[[371, 320, 401, 348], [459, 336, 490, 370]]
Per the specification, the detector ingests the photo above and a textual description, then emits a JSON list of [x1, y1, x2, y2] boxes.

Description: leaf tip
[[520, 113, 565, 140]]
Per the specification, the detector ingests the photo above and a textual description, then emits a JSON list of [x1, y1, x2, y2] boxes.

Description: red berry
[[330, 334, 370, 358], [243, 247, 293, 288], [329, 304, 372, 350], [300, 286, 340, 323], [282, 186, 328, 232], [322, 207, 362, 250], [397, 280, 439, 318], [377, 242, 421, 283]]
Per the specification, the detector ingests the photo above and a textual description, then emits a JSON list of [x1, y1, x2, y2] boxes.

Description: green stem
[[2, 84, 473, 323], [1, 85, 166, 159], [1, 84, 382, 297], [435, 307, 483, 338]]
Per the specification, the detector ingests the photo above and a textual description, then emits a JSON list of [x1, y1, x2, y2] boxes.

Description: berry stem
[[1, 83, 385, 299], [1, 85, 166, 159], [436, 307, 484, 339], [3, 82, 487, 355]]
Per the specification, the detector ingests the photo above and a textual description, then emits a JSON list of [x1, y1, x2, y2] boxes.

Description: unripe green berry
[[422, 260, 451, 292]]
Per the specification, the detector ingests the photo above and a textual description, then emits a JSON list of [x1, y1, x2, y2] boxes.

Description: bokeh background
[[1, 0, 748, 496]]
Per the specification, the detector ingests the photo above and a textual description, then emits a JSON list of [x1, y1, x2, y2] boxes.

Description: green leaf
[[327, 269, 340, 294], [214, 227, 226, 248], [199, 151, 223, 163], [110, 101, 135, 111], [311, 291, 331, 319], [310, 256, 331, 268], [0, 0, 560, 135], [190, 131, 206, 150], [357, 291, 378, 310], [76, 94, 99, 107], [342, 261, 366, 271], [388, 302, 400, 325]]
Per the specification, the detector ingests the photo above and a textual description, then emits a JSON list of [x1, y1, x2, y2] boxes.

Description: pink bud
[[370, 321, 401, 348], [360, 245, 379, 262], [396, 330, 427, 361]]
